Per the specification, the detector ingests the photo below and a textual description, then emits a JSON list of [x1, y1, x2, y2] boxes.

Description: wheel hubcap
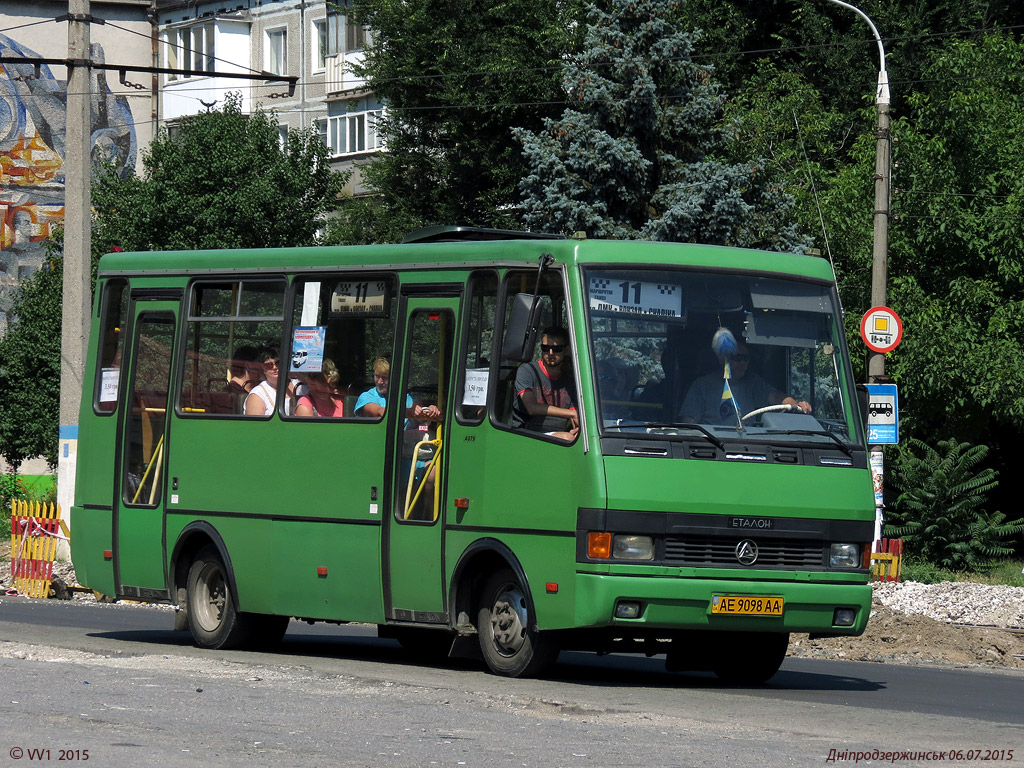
[[489, 584, 528, 656], [194, 562, 227, 632]]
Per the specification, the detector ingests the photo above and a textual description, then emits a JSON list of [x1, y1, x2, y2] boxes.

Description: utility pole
[[826, 0, 891, 545], [58, 0, 94, 559]]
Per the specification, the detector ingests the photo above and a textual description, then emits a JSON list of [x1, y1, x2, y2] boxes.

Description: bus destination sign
[[331, 280, 388, 317], [588, 276, 683, 318]]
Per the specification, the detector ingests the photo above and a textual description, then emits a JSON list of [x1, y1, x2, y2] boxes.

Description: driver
[[679, 340, 811, 425]]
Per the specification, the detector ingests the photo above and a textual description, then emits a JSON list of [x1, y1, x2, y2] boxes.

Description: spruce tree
[[516, 0, 807, 251]]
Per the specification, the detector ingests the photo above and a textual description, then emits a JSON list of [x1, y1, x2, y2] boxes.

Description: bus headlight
[[829, 543, 861, 568], [613, 535, 654, 561]]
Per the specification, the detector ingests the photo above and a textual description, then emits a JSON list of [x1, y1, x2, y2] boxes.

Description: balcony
[[324, 53, 367, 96]]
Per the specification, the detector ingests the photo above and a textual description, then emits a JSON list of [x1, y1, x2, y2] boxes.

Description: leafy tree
[[887, 438, 1024, 571], [0, 254, 62, 470], [92, 92, 346, 253], [327, 0, 583, 244], [514, 0, 808, 250]]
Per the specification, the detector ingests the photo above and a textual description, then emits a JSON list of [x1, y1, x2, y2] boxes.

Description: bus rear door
[[385, 295, 458, 623], [114, 296, 180, 600]]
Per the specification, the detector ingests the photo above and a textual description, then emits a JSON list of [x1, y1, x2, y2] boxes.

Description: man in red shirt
[[511, 326, 579, 441]]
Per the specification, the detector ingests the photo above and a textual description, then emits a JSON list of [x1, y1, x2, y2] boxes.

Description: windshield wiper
[[770, 429, 853, 457], [609, 421, 726, 451]]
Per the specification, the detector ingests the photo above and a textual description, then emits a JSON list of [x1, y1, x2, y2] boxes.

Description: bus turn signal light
[[588, 532, 612, 559]]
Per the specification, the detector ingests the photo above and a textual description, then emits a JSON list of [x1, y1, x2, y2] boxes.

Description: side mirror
[[501, 293, 539, 362], [856, 383, 870, 431]]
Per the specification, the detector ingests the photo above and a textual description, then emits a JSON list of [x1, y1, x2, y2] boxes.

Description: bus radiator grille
[[663, 536, 826, 569]]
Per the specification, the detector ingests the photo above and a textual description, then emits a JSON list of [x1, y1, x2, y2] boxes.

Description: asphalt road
[[1, 598, 1021, 767]]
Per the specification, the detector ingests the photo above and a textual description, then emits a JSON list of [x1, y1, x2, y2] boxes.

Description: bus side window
[[493, 270, 569, 432], [456, 270, 498, 425], [287, 276, 397, 420], [178, 280, 286, 417], [94, 278, 128, 414]]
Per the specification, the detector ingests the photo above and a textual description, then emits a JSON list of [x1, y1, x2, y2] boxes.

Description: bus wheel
[[477, 569, 558, 678], [186, 545, 252, 650], [709, 632, 789, 684]]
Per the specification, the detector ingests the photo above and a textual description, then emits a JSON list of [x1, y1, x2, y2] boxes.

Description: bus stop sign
[[865, 383, 898, 444], [860, 306, 903, 354]]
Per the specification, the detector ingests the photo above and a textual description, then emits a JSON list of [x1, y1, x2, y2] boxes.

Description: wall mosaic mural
[[0, 33, 137, 331]]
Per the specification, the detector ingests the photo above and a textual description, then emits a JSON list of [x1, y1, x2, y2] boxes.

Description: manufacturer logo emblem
[[735, 539, 759, 566]]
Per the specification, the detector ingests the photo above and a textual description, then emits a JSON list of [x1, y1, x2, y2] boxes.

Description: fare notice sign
[[860, 306, 903, 353]]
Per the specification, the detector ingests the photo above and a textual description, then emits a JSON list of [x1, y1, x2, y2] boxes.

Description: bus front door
[[385, 297, 458, 623], [114, 299, 180, 600]]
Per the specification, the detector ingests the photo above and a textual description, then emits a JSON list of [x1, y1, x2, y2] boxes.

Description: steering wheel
[[740, 403, 802, 422]]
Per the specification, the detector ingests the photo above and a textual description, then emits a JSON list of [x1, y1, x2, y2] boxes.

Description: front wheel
[[477, 568, 559, 678]]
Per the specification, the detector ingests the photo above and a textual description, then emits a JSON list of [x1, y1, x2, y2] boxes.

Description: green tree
[[515, 0, 808, 250], [0, 254, 62, 469], [327, 0, 583, 244], [887, 438, 1024, 571], [92, 92, 346, 253]]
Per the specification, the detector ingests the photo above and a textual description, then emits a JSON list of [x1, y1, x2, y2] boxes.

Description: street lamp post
[[825, 0, 891, 545]]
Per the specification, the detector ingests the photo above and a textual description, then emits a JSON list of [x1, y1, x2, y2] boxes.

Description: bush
[[0, 472, 26, 538], [886, 438, 1024, 572]]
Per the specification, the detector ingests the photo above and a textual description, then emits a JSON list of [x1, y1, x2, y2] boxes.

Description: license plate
[[711, 595, 784, 616]]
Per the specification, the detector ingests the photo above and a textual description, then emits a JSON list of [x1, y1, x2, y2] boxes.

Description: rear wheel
[[477, 568, 558, 678], [185, 545, 254, 649], [709, 631, 789, 684]]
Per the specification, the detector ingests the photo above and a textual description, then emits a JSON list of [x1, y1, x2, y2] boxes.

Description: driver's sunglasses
[[541, 344, 565, 353], [729, 354, 750, 362]]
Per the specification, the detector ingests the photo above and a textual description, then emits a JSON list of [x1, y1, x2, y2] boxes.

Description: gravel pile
[[873, 580, 1024, 629]]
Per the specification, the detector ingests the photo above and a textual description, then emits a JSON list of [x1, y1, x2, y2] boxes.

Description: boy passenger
[[511, 326, 579, 441], [355, 357, 413, 417]]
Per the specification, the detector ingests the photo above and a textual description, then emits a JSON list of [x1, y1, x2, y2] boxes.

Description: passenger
[[597, 357, 637, 420], [223, 344, 258, 413], [511, 325, 579, 441], [679, 339, 811, 425], [354, 357, 413, 418], [295, 358, 346, 417], [244, 347, 283, 416]]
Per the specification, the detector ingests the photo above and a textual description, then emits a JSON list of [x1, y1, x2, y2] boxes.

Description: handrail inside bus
[[404, 429, 443, 522]]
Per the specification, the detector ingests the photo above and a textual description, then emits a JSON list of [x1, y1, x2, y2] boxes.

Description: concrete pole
[[825, 0, 890, 546], [58, 0, 94, 560]]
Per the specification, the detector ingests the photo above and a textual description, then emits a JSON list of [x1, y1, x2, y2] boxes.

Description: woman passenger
[[244, 347, 283, 416], [295, 358, 345, 418]]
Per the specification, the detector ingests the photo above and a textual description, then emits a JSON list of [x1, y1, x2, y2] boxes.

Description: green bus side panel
[[603, 456, 875, 521], [443, 422, 606, 631], [271, 519, 384, 622], [164, 418, 387, 621], [575, 574, 871, 635], [69, 506, 115, 597], [166, 515, 272, 611]]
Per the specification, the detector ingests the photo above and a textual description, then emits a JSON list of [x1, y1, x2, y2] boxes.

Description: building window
[[163, 23, 214, 79], [315, 12, 343, 70], [324, 102, 383, 157], [266, 28, 287, 76]]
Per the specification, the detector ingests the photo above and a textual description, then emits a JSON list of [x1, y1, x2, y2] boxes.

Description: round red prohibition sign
[[860, 306, 903, 354]]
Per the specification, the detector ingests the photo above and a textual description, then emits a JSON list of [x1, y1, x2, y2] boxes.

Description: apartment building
[[155, 0, 381, 195]]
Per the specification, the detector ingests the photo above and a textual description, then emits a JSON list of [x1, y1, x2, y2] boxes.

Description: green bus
[[72, 227, 875, 683]]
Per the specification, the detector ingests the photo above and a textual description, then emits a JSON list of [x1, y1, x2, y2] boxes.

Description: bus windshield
[[585, 267, 860, 449]]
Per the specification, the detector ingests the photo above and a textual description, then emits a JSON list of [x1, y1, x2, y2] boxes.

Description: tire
[[709, 631, 789, 685], [185, 545, 254, 650], [477, 568, 559, 678]]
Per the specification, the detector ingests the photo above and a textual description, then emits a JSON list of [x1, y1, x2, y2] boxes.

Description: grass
[[900, 557, 1024, 587]]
